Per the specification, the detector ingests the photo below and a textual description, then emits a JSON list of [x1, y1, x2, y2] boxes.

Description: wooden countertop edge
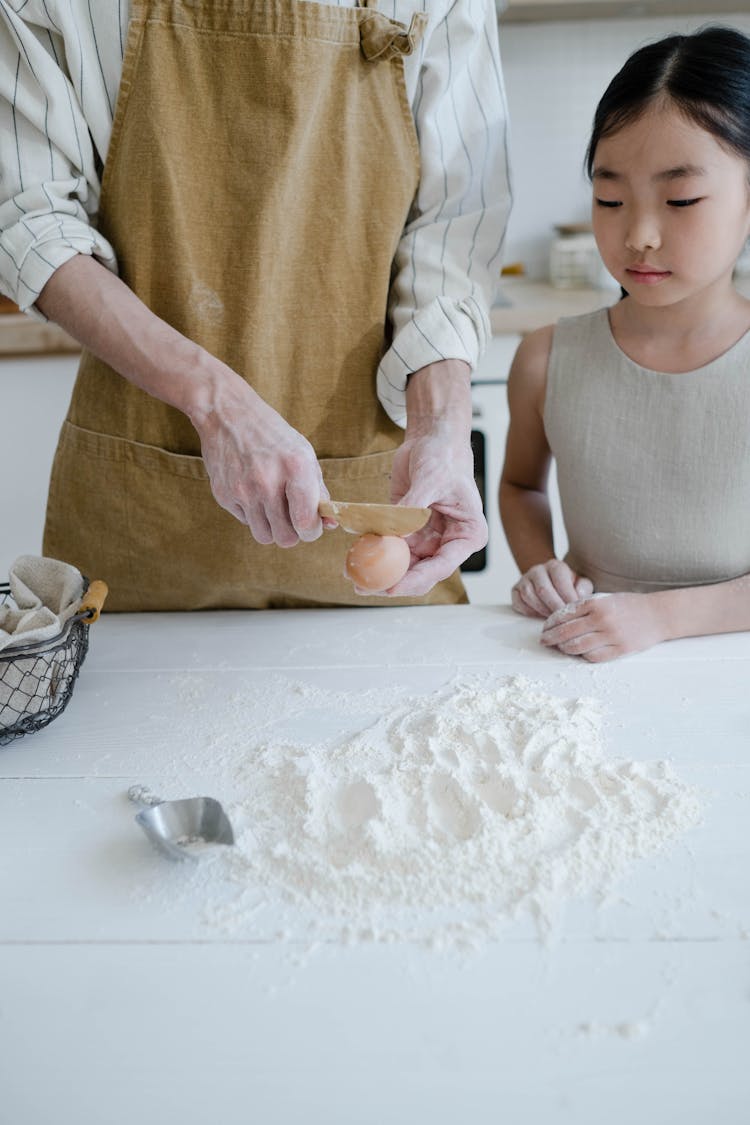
[[0, 313, 80, 356], [0, 282, 623, 352], [490, 288, 618, 334], [491, 276, 750, 335], [3, 277, 750, 352]]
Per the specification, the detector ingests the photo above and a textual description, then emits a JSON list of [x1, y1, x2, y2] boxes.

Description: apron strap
[[359, 8, 428, 62]]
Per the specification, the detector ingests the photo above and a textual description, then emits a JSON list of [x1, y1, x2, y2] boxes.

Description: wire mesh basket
[[0, 578, 108, 747]]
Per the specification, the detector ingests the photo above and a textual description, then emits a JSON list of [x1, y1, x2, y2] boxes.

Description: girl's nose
[[625, 213, 661, 253]]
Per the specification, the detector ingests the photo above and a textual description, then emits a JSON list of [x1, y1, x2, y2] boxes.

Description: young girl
[[500, 25, 750, 663]]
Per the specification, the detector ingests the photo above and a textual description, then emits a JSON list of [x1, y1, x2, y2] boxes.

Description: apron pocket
[[44, 425, 464, 609], [319, 447, 396, 503], [44, 422, 214, 610]]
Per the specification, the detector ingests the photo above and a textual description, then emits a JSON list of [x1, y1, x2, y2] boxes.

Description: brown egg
[[344, 533, 411, 593]]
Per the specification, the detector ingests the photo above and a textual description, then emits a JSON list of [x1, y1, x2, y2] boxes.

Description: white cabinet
[[501, 0, 748, 21], [0, 355, 77, 573], [461, 333, 568, 606]]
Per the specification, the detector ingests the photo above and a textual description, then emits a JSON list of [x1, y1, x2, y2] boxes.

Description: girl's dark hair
[[586, 25, 750, 177]]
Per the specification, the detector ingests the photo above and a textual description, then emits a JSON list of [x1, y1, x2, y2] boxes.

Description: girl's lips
[[626, 267, 672, 285]]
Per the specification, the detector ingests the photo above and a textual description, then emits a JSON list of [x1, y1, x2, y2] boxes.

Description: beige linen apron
[[43, 0, 467, 611]]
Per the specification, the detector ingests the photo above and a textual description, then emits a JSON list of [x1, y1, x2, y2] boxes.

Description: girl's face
[[591, 102, 750, 308]]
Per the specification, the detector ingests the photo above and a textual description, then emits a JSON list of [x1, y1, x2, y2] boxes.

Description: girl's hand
[[512, 559, 593, 618], [540, 592, 669, 662]]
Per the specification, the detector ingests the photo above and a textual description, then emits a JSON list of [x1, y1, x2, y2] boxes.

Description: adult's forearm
[[499, 481, 556, 572], [37, 255, 331, 547], [36, 254, 248, 427], [404, 359, 473, 444], [655, 574, 750, 642]]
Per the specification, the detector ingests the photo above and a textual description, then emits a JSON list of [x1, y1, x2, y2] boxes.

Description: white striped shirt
[[0, 0, 511, 424]]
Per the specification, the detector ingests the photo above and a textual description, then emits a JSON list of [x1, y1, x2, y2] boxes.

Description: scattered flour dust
[[165, 673, 703, 952]]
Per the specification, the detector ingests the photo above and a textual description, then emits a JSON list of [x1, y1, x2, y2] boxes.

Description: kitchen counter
[[502, 0, 750, 21], [0, 282, 614, 352], [1, 605, 748, 1124], [491, 278, 620, 334], [4, 277, 750, 351], [491, 275, 750, 335], [0, 311, 79, 355]]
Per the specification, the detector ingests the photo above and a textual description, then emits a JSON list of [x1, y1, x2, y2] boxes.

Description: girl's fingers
[[582, 645, 620, 663], [547, 562, 579, 605], [555, 630, 602, 656], [514, 578, 550, 618], [528, 572, 568, 613], [536, 585, 566, 613], [541, 607, 594, 645], [542, 617, 615, 659], [515, 564, 594, 623], [512, 587, 542, 617]]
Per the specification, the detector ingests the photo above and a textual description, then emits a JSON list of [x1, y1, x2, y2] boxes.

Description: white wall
[[499, 12, 750, 280]]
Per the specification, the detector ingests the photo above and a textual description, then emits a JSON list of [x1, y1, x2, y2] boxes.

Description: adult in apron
[[43, 0, 467, 611]]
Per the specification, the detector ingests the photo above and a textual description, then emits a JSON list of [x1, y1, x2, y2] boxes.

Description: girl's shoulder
[[510, 308, 607, 380], [509, 323, 555, 383], [509, 310, 612, 417], [507, 324, 555, 416]]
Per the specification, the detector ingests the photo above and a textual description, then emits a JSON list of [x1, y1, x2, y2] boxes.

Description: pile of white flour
[[180, 674, 702, 950]]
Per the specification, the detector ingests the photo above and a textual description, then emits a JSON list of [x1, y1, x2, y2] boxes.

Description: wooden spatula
[[319, 500, 431, 536]]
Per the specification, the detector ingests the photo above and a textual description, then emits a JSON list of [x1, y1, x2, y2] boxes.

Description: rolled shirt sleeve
[[377, 0, 512, 426], [0, 2, 118, 317]]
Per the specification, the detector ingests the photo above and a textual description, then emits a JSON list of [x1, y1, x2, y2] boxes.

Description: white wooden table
[[1, 606, 748, 1124]]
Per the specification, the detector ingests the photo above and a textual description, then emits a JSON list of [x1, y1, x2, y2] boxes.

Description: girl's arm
[[500, 327, 592, 616], [660, 578, 750, 639], [542, 576, 750, 663]]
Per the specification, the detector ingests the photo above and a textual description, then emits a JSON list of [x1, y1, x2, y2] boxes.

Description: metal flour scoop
[[128, 784, 235, 863]]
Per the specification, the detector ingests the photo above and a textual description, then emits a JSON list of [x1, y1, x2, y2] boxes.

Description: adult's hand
[[191, 375, 331, 547], [386, 359, 487, 597], [386, 428, 487, 596], [512, 559, 593, 618]]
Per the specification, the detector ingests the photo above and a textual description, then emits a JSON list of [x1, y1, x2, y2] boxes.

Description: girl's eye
[[595, 199, 622, 208], [667, 198, 703, 208]]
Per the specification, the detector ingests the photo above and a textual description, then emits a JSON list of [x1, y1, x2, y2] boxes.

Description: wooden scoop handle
[[319, 500, 431, 537]]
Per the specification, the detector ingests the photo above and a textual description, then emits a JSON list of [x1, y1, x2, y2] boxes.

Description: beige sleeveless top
[[544, 308, 750, 593]]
